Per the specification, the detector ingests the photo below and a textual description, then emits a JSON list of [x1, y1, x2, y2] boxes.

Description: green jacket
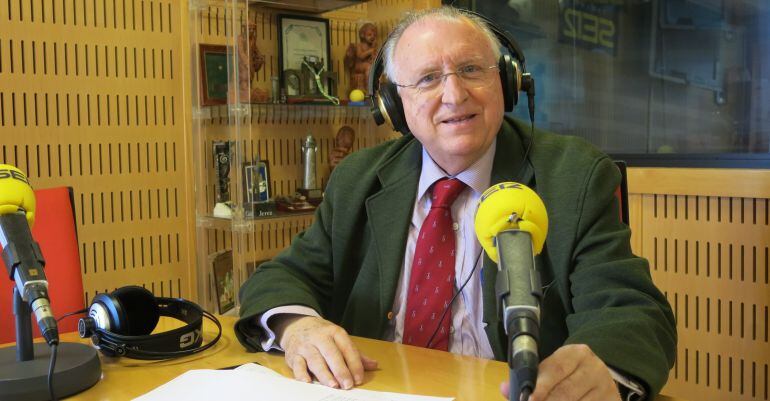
[[236, 117, 676, 395]]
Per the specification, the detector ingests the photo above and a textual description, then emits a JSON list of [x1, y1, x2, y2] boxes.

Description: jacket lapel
[[482, 118, 536, 360], [365, 137, 422, 334]]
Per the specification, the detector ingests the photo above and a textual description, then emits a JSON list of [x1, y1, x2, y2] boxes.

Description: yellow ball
[[349, 89, 365, 102]]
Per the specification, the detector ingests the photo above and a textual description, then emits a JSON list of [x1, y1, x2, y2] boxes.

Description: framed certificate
[[277, 14, 331, 95], [199, 44, 230, 106]]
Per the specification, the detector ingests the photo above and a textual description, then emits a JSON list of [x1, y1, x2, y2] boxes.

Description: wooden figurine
[[234, 23, 268, 103], [344, 23, 378, 95], [329, 125, 356, 171]]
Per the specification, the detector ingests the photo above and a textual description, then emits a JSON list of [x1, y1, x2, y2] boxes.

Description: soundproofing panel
[[629, 168, 770, 401], [0, 0, 193, 307]]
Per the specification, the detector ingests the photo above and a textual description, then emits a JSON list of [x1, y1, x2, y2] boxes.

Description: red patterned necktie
[[403, 177, 467, 350]]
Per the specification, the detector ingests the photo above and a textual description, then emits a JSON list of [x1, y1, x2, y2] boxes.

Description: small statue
[[329, 126, 356, 171], [234, 23, 268, 103], [344, 22, 378, 95]]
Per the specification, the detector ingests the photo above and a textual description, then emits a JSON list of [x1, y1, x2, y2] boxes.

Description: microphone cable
[[48, 342, 58, 401], [425, 250, 483, 349], [56, 308, 88, 323], [43, 307, 90, 401]]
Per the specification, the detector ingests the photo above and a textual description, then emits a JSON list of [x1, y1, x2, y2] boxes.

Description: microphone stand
[[13, 287, 34, 361], [495, 229, 542, 401], [1, 281, 102, 401], [0, 285, 102, 401]]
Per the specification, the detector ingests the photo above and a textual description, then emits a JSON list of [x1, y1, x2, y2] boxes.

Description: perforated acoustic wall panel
[[0, 1, 193, 305], [629, 168, 770, 401]]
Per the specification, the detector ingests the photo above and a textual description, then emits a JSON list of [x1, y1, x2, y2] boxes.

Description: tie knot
[[430, 178, 466, 209]]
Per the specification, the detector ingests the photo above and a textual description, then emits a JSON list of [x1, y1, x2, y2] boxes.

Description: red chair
[[0, 187, 84, 344]]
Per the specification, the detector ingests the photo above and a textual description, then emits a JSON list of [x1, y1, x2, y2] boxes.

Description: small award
[[243, 160, 276, 218], [298, 135, 323, 204], [212, 141, 233, 218]]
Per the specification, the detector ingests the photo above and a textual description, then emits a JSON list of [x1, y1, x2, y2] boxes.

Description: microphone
[[0, 164, 59, 346], [475, 182, 548, 401]]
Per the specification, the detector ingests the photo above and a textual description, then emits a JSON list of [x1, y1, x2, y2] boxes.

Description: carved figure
[[235, 23, 268, 103], [328, 126, 356, 171], [344, 23, 378, 95]]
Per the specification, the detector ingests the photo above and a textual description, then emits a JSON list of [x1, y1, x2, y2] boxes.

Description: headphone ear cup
[[499, 54, 519, 112], [90, 292, 125, 333], [377, 82, 410, 135], [111, 286, 160, 336]]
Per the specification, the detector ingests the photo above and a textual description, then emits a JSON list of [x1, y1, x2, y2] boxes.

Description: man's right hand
[[274, 315, 379, 389]]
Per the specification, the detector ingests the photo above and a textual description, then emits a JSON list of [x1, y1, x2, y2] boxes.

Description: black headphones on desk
[[368, 8, 536, 135], [77, 286, 222, 360]]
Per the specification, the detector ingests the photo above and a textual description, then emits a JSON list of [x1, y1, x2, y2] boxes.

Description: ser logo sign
[[558, 4, 618, 57], [0, 168, 30, 185]]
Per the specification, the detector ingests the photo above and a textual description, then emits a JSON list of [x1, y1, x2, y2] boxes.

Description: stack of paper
[[133, 363, 454, 401]]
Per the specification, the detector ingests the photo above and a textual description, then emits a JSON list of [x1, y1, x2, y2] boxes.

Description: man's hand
[[499, 344, 620, 401], [275, 315, 378, 389]]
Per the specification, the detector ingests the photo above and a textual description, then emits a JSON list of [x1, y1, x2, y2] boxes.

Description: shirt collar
[[417, 141, 497, 201]]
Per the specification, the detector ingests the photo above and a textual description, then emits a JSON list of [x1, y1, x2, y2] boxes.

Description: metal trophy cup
[[298, 135, 323, 204], [212, 141, 233, 218]]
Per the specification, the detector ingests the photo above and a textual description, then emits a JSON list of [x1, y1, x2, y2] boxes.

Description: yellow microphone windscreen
[[0, 164, 36, 227], [474, 182, 548, 263]]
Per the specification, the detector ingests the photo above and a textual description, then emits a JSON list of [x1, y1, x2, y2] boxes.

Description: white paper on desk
[[132, 364, 453, 401]]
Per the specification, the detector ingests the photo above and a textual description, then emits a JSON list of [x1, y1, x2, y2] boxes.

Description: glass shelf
[[193, 102, 371, 121], [247, 0, 369, 13], [196, 211, 315, 232]]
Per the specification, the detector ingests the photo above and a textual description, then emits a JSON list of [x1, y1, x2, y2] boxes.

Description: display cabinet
[[187, 0, 425, 314]]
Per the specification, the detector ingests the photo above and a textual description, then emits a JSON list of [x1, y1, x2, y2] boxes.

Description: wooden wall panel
[[629, 168, 770, 401], [0, 0, 193, 306]]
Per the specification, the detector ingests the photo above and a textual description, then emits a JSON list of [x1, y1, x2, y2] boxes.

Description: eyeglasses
[[395, 64, 500, 98]]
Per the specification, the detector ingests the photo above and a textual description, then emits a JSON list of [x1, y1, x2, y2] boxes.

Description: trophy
[[298, 135, 323, 204], [283, 56, 339, 104], [212, 141, 233, 218]]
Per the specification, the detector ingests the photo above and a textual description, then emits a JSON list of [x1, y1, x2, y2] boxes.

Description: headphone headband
[[79, 288, 221, 360]]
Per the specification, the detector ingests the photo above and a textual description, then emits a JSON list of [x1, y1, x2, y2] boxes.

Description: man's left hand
[[500, 344, 620, 401]]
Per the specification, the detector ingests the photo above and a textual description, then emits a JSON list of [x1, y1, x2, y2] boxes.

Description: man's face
[[394, 18, 504, 174]]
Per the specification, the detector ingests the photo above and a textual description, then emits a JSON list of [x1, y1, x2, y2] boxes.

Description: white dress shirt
[[382, 143, 496, 358], [257, 142, 497, 358]]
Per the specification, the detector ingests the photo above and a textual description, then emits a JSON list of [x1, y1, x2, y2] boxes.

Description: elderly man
[[236, 6, 675, 401]]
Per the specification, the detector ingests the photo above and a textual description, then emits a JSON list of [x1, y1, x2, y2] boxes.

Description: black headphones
[[368, 9, 536, 135], [77, 286, 222, 360]]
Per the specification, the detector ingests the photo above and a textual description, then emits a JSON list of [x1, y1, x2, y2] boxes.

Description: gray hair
[[382, 6, 503, 83]]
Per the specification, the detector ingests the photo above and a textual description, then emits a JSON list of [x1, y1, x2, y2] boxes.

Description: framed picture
[[209, 250, 234, 314], [277, 14, 331, 96], [199, 44, 229, 106], [243, 160, 270, 203]]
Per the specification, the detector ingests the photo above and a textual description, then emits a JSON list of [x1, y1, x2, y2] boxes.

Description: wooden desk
[[7, 316, 684, 401]]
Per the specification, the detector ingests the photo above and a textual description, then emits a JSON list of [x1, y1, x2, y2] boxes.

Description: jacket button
[[387, 311, 394, 320]]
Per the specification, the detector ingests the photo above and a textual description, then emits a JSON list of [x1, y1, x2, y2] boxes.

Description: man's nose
[[440, 74, 469, 104]]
